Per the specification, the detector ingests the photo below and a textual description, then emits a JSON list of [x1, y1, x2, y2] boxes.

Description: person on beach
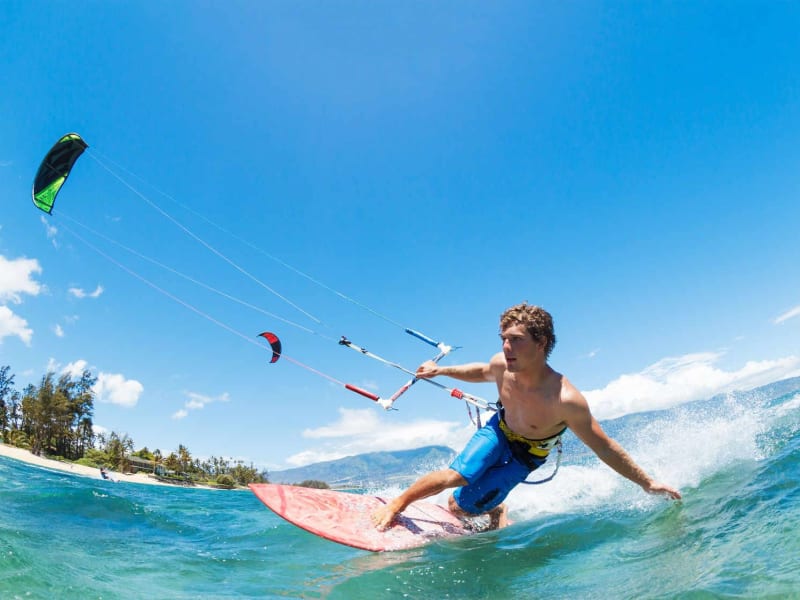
[[372, 303, 682, 531]]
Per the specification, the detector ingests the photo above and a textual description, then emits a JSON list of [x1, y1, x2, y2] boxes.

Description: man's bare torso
[[494, 365, 573, 440]]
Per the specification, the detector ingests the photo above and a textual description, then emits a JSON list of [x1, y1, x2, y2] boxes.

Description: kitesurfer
[[372, 303, 682, 531]]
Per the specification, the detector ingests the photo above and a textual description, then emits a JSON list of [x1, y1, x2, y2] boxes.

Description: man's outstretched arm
[[566, 396, 682, 500], [416, 353, 503, 383]]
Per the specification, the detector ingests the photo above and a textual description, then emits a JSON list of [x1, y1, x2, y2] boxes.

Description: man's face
[[500, 324, 541, 371]]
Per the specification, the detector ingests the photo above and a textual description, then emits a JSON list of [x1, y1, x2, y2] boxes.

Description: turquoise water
[[1, 383, 798, 599]]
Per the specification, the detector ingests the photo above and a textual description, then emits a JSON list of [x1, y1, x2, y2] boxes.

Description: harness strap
[[498, 417, 564, 458], [521, 438, 562, 485], [495, 401, 565, 484]]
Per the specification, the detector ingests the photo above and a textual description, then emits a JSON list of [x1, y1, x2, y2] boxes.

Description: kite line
[[32, 133, 489, 415]]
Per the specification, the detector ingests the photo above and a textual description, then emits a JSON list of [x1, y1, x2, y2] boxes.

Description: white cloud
[[0, 306, 33, 345], [284, 449, 337, 467], [0, 255, 43, 304], [93, 372, 144, 408], [52, 315, 79, 338], [585, 351, 800, 420], [284, 407, 477, 467], [301, 408, 383, 439], [774, 305, 800, 325], [40, 216, 59, 248], [68, 285, 104, 299], [186, 398, 205, 410], [45, 360, 143, 408], [171, 391, 231, 419], [0, 255, 44, 345], [62, 359, 90, 377]]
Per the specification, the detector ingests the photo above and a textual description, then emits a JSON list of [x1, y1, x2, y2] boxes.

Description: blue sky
[[1, 2, 799, 471]]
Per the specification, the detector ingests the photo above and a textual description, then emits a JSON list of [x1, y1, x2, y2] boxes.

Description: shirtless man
[[372, 303, 681, 531]]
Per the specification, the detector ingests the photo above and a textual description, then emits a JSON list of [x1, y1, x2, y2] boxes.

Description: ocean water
[[1, 384, 798, 599]]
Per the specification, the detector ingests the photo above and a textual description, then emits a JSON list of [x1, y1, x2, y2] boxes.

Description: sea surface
[[1, 383, 798, 599]]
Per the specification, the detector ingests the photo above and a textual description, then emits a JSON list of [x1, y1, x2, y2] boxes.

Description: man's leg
[[372, 468, 466, 531]]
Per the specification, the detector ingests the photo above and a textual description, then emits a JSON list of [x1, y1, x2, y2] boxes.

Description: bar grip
[[345, 383, 380, 402]]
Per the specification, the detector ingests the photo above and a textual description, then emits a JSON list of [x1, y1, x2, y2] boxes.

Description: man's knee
[[448, 493, 469, 516], [448, 489, 482, 517], [442, 468, 467, 487]]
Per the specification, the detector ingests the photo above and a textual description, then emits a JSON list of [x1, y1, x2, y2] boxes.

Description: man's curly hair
[[500, 303, 556, 358]]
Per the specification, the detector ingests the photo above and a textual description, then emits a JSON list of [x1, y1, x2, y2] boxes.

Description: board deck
[[249, 483, 471, 552]]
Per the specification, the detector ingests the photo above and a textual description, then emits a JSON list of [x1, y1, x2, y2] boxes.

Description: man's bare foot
[[371, 499, 403, 531]]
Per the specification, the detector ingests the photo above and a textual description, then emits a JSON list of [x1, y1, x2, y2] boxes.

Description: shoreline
[[0, 442, 216, 489]]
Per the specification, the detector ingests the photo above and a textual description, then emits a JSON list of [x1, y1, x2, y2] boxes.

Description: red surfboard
[[250, 483, 471, 552]]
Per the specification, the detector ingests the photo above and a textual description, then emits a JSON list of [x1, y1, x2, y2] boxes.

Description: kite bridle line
[[89, 152, 323, 325], [57, 214, 476, 411], [57, 213, 320, 336], [49, 146, 481, 414], [55, 221, 487, 415], [56, 221, 395, 399], [88, 149, 411, 331], [87, 150, 448, 340]]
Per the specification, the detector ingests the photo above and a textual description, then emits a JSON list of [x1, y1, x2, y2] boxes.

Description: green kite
[[32, 133, 88, 214]]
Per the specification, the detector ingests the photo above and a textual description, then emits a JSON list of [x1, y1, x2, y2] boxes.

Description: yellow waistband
[[498, 418, 563, 458]]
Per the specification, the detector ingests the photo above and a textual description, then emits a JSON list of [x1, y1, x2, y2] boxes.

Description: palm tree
[[177, 444, 192, 474]]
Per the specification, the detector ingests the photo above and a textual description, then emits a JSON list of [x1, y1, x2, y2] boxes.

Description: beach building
[[125, 456, 157, 474]]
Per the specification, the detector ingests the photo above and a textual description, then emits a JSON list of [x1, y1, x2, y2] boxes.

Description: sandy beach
[[0, 442, 210, 488]]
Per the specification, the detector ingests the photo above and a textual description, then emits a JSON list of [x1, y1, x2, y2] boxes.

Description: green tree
[[133, 447, 154, 460], [17, 369, 96, 460], [229, 460, 269, 485], [21, 375, 64, 455], [163, 452, 181, 472], [7, 389, 22, 432], [104, 432, 134, 471], [0, 366, 15, 439], [177, 444, 192, 474], [215, 474, 235, 489], [152, 449, 163, 473], [7, 429, 29, 449], [79, 447, 110, 468], [61, 369, 96, 458]]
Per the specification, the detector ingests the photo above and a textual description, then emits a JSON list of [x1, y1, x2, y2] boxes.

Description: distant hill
[[269, 445, 455, 488]]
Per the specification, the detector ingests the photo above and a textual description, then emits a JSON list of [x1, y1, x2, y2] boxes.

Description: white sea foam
[[367, 386, 797, 525], [510, 390, 781, 520]]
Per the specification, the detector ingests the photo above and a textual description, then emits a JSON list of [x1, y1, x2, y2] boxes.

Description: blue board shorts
[[450, 412, 546, 514]]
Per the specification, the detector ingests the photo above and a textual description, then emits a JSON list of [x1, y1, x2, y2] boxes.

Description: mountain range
[[269, 445, 455, 488]]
